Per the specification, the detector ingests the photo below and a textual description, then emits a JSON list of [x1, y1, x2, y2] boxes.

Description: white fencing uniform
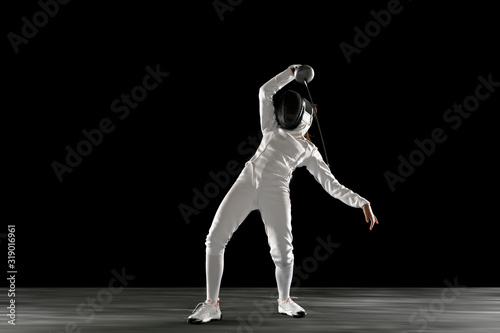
[[205, 65, 369, 301]]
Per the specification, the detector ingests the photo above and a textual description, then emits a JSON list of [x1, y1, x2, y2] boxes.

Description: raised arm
[[258, 65, 300, 133]]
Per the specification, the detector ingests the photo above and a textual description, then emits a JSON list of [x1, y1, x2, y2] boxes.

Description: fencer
[[187, 65, 379, 324]]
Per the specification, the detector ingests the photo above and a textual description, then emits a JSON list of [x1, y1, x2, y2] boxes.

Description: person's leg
[[257, 183, 294, 300], [205, 165, 256, 302], [275, 264, 294, 300], [257, 183, 307, 318]]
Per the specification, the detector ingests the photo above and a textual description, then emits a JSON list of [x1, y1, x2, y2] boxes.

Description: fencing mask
[[273, 90, 314, 130]]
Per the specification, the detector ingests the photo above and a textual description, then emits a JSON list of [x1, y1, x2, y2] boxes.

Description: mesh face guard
[[274, 90, 313, 130]]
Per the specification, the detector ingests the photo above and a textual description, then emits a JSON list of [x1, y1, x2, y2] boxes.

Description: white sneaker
[[187, 298, 222, 324], [277, 297, 307, 317]]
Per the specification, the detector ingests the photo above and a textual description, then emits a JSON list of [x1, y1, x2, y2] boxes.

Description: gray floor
[[2, 288, 499, 333]]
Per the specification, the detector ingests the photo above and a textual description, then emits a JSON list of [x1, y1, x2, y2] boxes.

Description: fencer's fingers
[[371, 214, 377, 230]]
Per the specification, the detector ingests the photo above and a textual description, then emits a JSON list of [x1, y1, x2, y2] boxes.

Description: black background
[[4, 0, 499, 288]]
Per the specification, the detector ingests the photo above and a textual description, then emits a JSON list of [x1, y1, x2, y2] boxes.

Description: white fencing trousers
[[205, 161, 294, 301]]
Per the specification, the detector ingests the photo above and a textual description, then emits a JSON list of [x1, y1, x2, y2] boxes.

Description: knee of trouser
[[205, 234, 227, 255], [271, 247, 294, 268]]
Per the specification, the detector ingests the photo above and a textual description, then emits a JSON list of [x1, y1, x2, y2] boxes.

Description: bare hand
[[362, 203, 379, 231]]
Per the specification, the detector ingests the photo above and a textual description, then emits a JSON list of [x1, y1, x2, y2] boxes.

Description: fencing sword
[[294, 65, 330, 167]]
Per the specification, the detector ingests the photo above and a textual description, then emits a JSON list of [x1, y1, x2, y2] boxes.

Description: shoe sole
[[187, 314, 222, 325], [278, 309, 307, 318]]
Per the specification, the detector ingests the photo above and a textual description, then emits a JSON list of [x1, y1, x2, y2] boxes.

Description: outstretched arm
[[304, 148, 379, 229], [258, 65, 300, 133]]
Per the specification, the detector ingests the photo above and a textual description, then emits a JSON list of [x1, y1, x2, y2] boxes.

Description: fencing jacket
[[249, 66, 369, 209]]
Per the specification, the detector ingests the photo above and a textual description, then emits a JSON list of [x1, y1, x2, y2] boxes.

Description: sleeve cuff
[[359, 198, 370, 208]]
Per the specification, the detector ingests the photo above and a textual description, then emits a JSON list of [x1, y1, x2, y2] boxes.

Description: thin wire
[[304, 80, 330, 167]]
